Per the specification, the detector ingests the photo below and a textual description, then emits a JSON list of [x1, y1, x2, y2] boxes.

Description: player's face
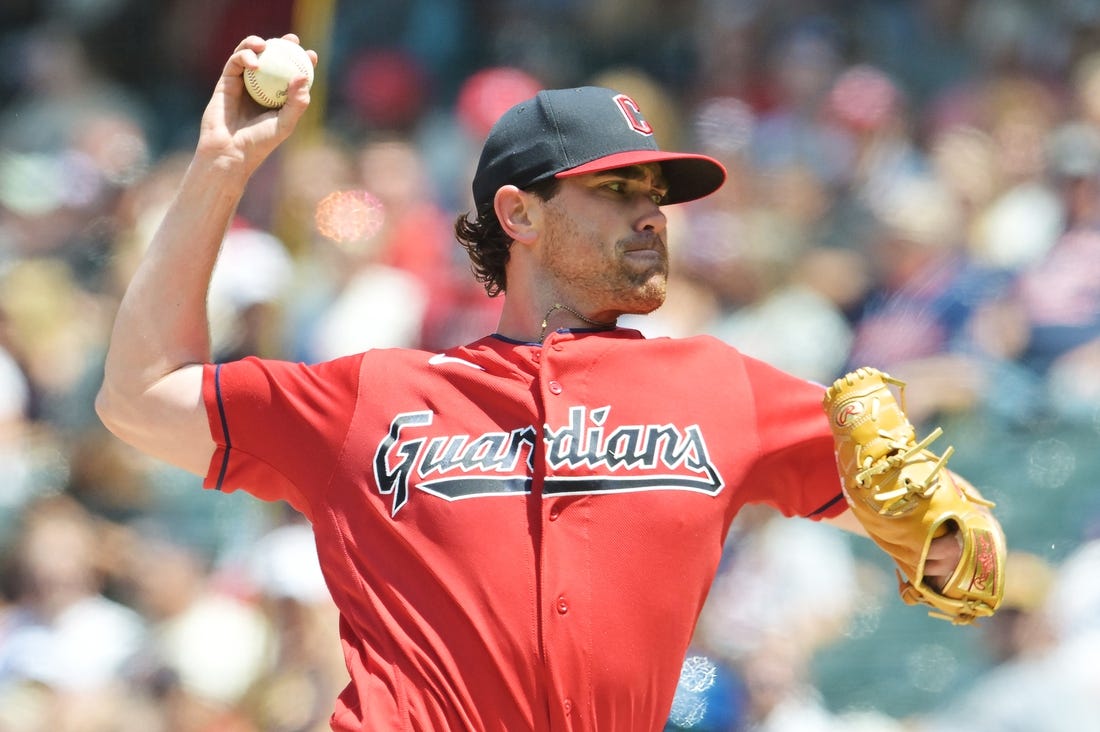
[[535, 164, 671, 317]]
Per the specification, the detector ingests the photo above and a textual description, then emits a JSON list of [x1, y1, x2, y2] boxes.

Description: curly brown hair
[[454, 177, 561, 297]]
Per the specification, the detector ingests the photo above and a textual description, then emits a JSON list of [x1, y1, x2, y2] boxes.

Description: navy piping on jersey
[[213, 363, 231, 491], [809, 491, 845, 517], [491, 327, 616, 347]]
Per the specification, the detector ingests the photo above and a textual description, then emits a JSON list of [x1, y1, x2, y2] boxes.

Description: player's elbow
[[94, 375, 150, 447], [93, 364, 213, 476], [95, 381, 133, 442], [95, 359, 170, 440]]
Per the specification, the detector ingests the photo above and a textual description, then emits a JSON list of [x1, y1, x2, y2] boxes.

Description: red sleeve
[[201, 354, 363, 521], [738, 354, 847, 520]]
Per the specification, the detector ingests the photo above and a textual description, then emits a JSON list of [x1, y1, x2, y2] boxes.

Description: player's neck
[[496, 300, 618, 343]]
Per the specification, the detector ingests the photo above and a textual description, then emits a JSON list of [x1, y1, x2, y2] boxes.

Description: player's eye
[[598, 178, 667, 205]]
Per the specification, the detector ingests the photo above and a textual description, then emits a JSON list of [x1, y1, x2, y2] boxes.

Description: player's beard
[[612, 234, 669, 314], [539, 215, 668, 316]]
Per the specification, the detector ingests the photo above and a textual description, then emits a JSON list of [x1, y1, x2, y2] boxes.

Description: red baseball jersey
[[202, 328, 846, 731]]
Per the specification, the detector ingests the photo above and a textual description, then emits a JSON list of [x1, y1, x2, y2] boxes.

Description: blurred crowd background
[[3, 0, 1100, 730]]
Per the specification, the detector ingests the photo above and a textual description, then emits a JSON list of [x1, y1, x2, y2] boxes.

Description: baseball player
[[97, 36, 1001, 731]]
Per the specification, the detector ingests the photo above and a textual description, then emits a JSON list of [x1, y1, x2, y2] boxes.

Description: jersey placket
[[536, 331, 592, 729]]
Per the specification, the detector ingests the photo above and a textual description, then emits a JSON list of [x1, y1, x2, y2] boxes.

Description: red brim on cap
[[555, 150, 727, 204]]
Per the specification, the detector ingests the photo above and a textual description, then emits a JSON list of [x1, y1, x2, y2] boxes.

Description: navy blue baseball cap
[[471, 86, 727, 210]]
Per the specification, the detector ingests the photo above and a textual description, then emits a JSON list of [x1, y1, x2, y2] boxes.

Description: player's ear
[[495, 185, 539, 245]]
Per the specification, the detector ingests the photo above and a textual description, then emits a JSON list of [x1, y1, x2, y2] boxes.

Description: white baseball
[[243, 38, 314, 109]]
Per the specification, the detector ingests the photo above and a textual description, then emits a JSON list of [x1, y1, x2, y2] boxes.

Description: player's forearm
[[102, 156, 249, 393], [823, 508, 868, 536], [101, 34, 312, 398]]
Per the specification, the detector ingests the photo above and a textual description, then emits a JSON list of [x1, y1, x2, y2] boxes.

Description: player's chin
[[621, 254, 667, 281], [619, 279, 667, 315]]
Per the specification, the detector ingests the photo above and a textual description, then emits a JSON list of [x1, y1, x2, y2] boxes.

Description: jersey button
[[556, 596, 569, 614], [563, 698, 573, 716], [549, 507, 560, 521], [532, 350, 541, 363], [548, 380, 563, 395]]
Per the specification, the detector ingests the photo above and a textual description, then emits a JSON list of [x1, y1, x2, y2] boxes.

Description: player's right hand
[[195, 34, 317, 177]]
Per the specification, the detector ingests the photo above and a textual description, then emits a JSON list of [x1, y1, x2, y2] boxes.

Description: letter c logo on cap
[[614, 94, 654, 135]]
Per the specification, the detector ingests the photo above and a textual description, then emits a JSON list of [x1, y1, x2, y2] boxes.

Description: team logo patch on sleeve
[[373, 405, 724, 516]]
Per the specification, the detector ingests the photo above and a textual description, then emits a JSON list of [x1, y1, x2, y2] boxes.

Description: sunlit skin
[[494, 164, 672, 341], [540, 166, 671, 316]]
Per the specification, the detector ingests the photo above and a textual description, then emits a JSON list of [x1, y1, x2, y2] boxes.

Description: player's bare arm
[[96, 36, 316, 475]]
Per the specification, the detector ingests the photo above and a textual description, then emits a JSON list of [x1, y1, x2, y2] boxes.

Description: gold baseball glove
[[823, 367, 1006, 624]]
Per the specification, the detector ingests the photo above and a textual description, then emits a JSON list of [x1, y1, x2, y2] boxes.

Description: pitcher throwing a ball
[[97, 34, 1004, 731]]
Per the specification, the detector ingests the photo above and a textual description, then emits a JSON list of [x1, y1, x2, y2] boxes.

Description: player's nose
[[642, 203, 664, 232], [636, 198, 667, 234]]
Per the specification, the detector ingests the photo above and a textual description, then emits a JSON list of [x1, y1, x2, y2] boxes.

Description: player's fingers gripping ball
[[823, 367, 1006, 624], [244, 38, 314, 109]]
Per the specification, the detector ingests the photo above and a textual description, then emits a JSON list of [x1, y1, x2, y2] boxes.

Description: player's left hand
[[923, 527, 964, 591]]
